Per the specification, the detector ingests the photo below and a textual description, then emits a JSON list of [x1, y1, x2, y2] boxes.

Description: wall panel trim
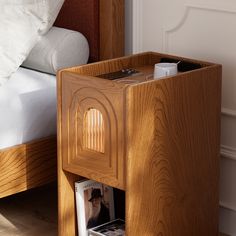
[[163, 3, 236, 53], [221, 108, 236, 161], [132, 0, 143, 53]]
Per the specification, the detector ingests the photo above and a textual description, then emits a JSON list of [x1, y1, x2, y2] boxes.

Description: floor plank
[[0, 184, 57, 236], [0, 185, 231, 236]]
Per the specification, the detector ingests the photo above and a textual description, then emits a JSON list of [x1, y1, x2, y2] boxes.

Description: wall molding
[[132, 0, 236, 53], [132, 0, 143, 53], [186, 0, 236, 14], [221, 107, 236, 161], [162, 7, 189, 52], [220, 109, 236, 214], [163, 3, 236, 52]]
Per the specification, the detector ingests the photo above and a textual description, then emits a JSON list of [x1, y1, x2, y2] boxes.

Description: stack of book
[[75, 179, 125, 236]]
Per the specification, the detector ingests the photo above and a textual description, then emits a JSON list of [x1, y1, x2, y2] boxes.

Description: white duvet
[[0, 0, 64, 148], [0, 67, 56, 149], [0, 0, 64, 86]]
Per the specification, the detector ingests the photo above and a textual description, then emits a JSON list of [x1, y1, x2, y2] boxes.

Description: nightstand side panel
[[126, 66, 222, 235]]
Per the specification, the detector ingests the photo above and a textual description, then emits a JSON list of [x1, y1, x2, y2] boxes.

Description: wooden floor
[[0, 184, 230, 236], [0, 184, 57, 236]]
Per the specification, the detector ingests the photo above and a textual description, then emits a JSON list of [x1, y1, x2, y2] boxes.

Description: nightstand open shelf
[[57, 52, 222, 236]]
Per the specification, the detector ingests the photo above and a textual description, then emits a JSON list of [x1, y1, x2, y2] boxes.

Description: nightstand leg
[[58, 169, 78, 236]]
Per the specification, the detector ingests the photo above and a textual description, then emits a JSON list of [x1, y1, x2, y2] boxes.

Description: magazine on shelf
[[75, 179, 115, 236], [88, 219, 125, 236]]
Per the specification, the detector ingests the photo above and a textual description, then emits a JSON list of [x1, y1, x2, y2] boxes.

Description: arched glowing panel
[[83, 108, 105, 153]]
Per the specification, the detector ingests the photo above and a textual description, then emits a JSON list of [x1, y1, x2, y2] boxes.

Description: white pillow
[[0, 0, 64, 86], [22, 27, 90, 75]]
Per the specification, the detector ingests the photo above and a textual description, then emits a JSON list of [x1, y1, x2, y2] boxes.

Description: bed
[[0, 0, 124, 198]]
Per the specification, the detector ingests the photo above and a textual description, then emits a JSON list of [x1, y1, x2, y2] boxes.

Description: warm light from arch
[[83, 108, 105, 153]]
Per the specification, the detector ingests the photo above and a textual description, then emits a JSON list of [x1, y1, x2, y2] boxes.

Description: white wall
[[128, 0, 236, 235]]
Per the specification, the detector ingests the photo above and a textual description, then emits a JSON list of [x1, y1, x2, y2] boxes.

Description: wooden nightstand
[[57, 52, 222, 236]]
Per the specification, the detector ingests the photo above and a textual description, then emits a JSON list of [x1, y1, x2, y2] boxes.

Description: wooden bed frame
[[0, 0, 124, 199]]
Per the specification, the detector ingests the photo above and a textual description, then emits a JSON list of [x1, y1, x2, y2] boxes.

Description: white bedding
[[0, 0, 64, 86], [0, 67, 56, 149]]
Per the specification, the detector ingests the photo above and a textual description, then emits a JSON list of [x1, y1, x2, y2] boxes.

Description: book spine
[[75, 182, 86, 236]]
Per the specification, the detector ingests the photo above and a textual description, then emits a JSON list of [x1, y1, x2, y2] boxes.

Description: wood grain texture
[[57, 1, 124, 235], [100, 0, 124, 60], [0, 137, 57, 199], [83, 109, 105, 153], [57, 71, 124, 236], [59, 72, 127, 189], [58, 52, 221, 235], [126, 60, 221, 235], [63, 52, 153, 77], [63, 51, 212, 79], [58, 71, 83, 236]]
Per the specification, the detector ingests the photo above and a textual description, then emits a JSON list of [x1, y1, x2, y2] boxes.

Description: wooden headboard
[[54, 0, 124, 62]]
